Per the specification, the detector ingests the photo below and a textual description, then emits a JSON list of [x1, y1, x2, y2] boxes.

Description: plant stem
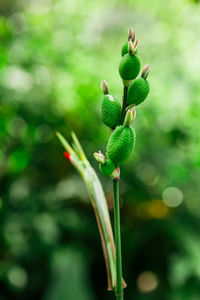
[[121, 86, 128, 124], [113, 178, 123, 300], [57, 131, 120, 290]]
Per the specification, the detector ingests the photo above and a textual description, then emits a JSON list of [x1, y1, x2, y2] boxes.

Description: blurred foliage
[[1, 0, 200, 299]]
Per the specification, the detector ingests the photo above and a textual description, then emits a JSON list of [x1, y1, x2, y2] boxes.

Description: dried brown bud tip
[[128, 40, 134, 55], [141, 64, 150, 80], [128, 27, 135, 42], [133, 39, 138, 51], [131, 30, 136, 42], [101, 80, 109, 94], [128, 39, 138, 55]]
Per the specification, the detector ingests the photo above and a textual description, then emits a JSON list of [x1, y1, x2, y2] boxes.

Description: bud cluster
[[94, 27, 151, 178]]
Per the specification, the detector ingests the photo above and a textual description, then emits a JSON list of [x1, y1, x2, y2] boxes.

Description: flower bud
[[101, 80, 109, 95], [106, 125, 136, 165], [128, 39, 138, 55], [121, 28, 136, 57], [141, 64, 150, 80], [121, 41, 138, 57], [124, 107, 136, 127], [94, 151, 106, 164], [99, 159, 115, 176], [119, 48, 141, 81], [121, 41, 129, 57], [101, 94, 121, 129], [128, 27, 135, 42], [127, 66, 150, 106]]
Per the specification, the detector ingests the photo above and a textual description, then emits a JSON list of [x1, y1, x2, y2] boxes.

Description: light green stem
[[113, 178, 123, 300], [56, 131, 118, 290], [56, 131, 127, 292]]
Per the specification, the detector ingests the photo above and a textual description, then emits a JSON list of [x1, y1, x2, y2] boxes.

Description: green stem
[[120, 86, 128, 124], [56, 131, 119, 290], [113, 178, 123, 300]]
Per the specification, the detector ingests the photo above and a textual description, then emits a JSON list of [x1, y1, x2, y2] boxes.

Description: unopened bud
[[128, 40, 134, 55], [128, 39, 138, 55], [128, 27, 135, 42], [94, 151, 106, 164], [141, 64, 150, 80], [124, 107, 136, 126], [133, 39, 138, 52], [101, 80, 109, 95]]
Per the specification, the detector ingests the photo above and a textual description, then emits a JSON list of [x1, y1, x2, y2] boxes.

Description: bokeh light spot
[[136, 163, 159, 186], [137, 271, 158, 293], [7, 117, 27, 139], [148, 199, 170, 219], [9, 179, 30, 207], [2, 66, 32, 92], [162, 187, 183, 208], [8, 266, 28, 289], [28, 0, 52, 15]]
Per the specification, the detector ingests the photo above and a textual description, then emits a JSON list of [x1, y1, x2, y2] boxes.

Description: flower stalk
[[57, 26, 150, 299], [113, 177, 123, 300]]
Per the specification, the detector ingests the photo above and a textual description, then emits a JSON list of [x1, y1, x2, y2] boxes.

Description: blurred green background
[[1, 0, 200, 299]]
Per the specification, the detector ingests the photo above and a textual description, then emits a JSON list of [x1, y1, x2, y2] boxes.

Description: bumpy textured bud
[[99, 159, 115, 176], [106, 125, 135, 165], [127, 78, 150, 106], [101, 95, 122, 129], [119, 53, 140, 81], [121, 41, 129, 57]]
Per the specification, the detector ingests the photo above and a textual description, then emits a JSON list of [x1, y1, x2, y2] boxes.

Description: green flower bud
[[127, 77, 150, 106], [94, 151, 106, 164], [99, 159, 115, 176], [121, 27, 136, 56], [121, 42, 138, 57], [128, 39, 138, 55], [124, 107, 136, 127], [106, 125, 135, 165], [101, 94, 122, 129], [121, 41, 129, 57], [119, 53, 141, 81]]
